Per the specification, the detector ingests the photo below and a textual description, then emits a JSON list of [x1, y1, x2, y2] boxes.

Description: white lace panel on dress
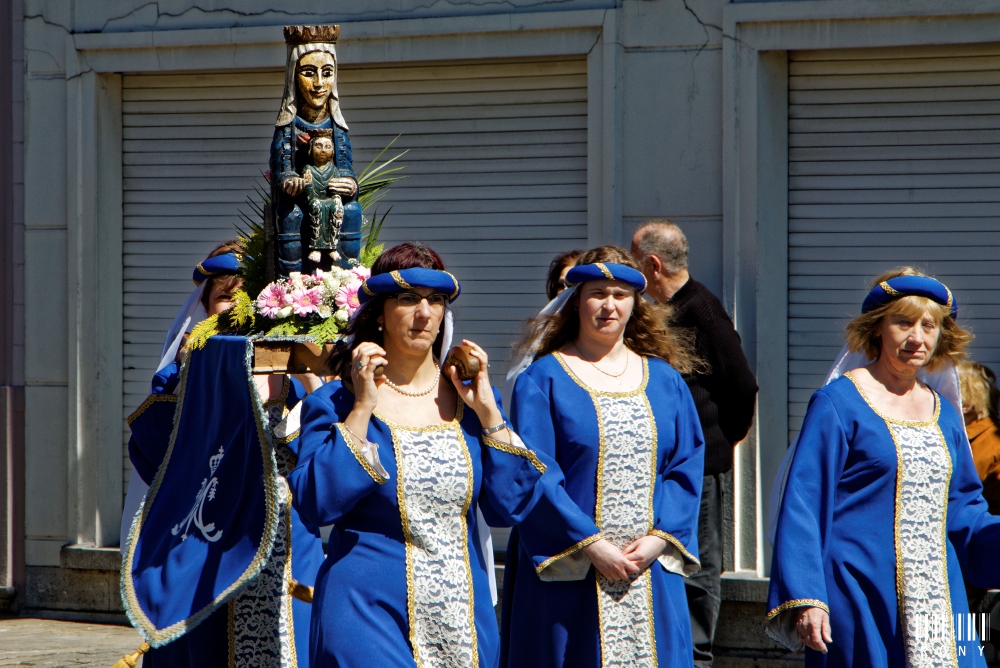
[[393, 425, 477, 668], [593, 393, 658, 668], [230, 477, 298, 668], [889, 421, 957, 668]]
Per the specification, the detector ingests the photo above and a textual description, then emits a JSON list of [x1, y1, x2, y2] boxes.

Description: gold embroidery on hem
[[455, 422, 480, 668], [122, 341, 283, 646], [482, 435, 546, 473], [127, 394, 177, 425], [535, 533, 603, 575], [335, 423, 387, 484], [284, 498, 299, 668]]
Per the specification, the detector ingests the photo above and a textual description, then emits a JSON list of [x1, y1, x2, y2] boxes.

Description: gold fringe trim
[[109, 643, 150, 668], [126, 394, 177, 425]]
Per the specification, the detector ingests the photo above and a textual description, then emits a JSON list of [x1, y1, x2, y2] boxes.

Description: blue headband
[[565, 262, 647, 294], [861, 275, 957, 320], [359, 268, 462, 305], [193, 253, 244, 285]]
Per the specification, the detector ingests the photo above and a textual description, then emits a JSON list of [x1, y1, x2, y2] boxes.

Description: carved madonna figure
[[269, 25, 361, 277]]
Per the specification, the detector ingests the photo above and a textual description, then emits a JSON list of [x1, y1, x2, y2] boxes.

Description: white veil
[[765, 344, 965, 547]]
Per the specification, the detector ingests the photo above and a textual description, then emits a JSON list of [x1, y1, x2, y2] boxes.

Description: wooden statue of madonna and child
[[268, 24, 362, 279]]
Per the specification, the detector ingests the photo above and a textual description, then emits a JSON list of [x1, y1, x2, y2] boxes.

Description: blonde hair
[[844, 267, 972, 373], [958, 360, 998, 421], [513, 246, 704, 375]]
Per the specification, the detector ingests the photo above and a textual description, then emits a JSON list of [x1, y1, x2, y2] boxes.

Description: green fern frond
[[265, 320, 306, 337], [227, 290, 256, 329], [307, 316, 344, 344], [188, 316, 221, 350]]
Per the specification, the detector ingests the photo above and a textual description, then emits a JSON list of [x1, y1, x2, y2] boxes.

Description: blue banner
[[122, 336, 280, 647]]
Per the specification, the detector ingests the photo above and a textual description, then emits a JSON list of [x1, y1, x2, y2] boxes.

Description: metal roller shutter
[[788, 43, 1000, 439], [121, 58, 588, 498]]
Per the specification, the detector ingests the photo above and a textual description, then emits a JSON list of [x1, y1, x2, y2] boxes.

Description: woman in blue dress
[[287, 242, 605, 667], [501, 245, 707, 668], [123, 243, 325, 667], [767, 267, 1000, 668]]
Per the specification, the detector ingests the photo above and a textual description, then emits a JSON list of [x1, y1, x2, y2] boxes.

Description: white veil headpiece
[[502, 287, 577, 407], [765, 344, 965, 547], [275, 42, 348, 131]]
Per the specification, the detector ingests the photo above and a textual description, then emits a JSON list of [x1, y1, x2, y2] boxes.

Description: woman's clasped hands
[[584, 534, 667, 581]]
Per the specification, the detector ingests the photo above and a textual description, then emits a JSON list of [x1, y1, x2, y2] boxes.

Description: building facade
[[3, 0, 1000, 662]]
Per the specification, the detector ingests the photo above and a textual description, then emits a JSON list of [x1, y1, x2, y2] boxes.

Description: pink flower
[[290, 287, 324, 316], [335, 279, 363, 317], [256, 283, 289, 318], [351, 266, 371, 282]]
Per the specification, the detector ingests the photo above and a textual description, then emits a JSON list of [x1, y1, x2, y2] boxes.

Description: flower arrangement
[[258, 266, 369, 324]]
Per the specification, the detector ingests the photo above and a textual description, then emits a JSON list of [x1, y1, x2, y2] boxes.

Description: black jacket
[[669, 279, 758, 475]]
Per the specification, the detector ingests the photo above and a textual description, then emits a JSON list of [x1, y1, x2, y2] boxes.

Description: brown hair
[[514, 246, 703, 375], [546, 249, 584, 300], [328, 242, 448, 379], [200, 240, 244, 313], [958, 360, 998, 421], [844, 266, 972, 373]]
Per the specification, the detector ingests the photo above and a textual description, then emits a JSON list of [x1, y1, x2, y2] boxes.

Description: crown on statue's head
[[284, 25, 340, 45]]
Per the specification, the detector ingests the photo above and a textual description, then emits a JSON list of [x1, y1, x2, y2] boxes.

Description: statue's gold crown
[[284, 25, 339, 45]]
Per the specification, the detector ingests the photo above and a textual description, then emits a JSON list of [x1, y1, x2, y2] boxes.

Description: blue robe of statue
[[500, 353, 705, 668], [270, 115, 362, 275], [767, 373, 1000, 668], [287, 380, 602, 667], [127, 366, 324, 667]]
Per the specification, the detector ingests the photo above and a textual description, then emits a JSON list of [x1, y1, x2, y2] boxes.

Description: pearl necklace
[[384, 368, 441, 397]]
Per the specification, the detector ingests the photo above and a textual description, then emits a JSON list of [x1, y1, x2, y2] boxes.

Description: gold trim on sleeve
[[276, 429, 300, 445], [127, 394, 178, 425], [535, 533, 602, 575], [335, 423, 388, 485], [482, 436, 546, 473], [649, 529, 701, 569], [765, 598, 829, 623]]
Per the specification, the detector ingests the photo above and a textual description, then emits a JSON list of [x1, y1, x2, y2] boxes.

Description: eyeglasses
[[392, 292, 449, 309]]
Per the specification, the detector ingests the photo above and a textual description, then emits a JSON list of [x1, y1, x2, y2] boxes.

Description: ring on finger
[[356, 360, 365, 370]]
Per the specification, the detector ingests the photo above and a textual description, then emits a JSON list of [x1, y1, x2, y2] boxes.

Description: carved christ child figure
[[294, 131, 345, 263]]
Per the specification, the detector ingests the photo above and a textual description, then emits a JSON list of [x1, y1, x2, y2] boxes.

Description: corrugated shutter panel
[[788, 43, 1000, 439], [121, 58, 588, 497]]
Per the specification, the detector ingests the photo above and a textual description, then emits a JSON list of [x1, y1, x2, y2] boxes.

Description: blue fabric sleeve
[[943, 414, 1000, 589], [509, 373, 602, 580], [286, 391, 388, 528], [766, 390, 846, 645], [651, 375, 705, 573]]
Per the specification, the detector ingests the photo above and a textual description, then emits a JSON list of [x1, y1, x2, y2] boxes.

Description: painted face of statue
[[310, 137, 334, 167], [296, 51, 336, 117]]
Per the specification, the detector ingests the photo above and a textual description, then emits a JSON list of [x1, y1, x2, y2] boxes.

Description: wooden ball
[[444, 344, 481, 381]]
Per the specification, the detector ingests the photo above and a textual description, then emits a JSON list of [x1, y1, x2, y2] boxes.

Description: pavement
[[0, 618, 144, 667]]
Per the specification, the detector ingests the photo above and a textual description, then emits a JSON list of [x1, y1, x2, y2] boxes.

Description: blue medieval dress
[[287, 380, 603, 667], [127, 361, 325, 666], [767, 373, 1000, 668], [500, 353, 706, 668]]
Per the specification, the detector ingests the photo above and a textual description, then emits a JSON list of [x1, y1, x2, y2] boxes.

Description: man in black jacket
[[632, 220, 758, 668]]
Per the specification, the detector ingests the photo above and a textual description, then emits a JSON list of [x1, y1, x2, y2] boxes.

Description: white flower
[[289, 272, 305, 289], [277, 305, 293, 319], [322, 272, 342, 293], [318, 304, 332, 319], [333, 308, 349, 324]]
